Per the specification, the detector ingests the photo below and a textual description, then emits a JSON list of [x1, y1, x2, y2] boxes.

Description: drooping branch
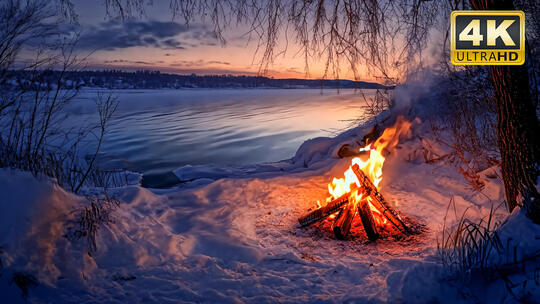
[[70, 0, 441, 83]]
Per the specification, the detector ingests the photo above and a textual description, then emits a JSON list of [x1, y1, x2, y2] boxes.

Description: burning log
[[351, 164, 410, 233], [357, 200, 379, 241], [298, 194, 348, 227], [332, 201, 357, 239], [298, 118, 415, 240]]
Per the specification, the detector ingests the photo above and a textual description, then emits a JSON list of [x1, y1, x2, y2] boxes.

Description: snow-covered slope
[[1, 82, 538, 303]]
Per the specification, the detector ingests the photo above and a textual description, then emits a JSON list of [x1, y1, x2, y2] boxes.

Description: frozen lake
[[72, 89, 376, 185]]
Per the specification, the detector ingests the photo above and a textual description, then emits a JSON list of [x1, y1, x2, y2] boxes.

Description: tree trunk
[[469, 0, 540, 221], [491, 65, 540, 216]]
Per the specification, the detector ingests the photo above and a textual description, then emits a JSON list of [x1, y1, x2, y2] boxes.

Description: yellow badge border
[[450, 10, 525, 65]]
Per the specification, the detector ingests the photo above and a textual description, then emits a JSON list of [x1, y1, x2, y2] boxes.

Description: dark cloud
[[188, 30, 218, 42], [169, 60, 204, 67], [168, 60, 230, 67], [103, 59, 152, 65], [161, 38, 184, 50], [207, 61, 231, 65], [142, 36, 158, 46], [77, 20, 215, 51], [103, 59, 129, 63], [286, 67, 303, 74]]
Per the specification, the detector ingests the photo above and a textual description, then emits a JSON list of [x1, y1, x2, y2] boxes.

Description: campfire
[[298, 117, 414, 241]]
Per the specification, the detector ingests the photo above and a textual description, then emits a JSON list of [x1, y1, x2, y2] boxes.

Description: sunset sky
[[70, 1, 366, 80]]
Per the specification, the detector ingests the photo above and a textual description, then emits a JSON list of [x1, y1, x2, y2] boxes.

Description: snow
[[1, 83, 539, 303]]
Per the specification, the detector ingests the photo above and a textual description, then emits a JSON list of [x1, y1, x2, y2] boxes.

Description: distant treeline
[[2, 69, 393, 90]]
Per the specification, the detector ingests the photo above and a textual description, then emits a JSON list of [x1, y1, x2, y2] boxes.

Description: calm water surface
[[72, 89, 373, 177]]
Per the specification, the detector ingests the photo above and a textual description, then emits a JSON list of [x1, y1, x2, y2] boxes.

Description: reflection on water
[[72, 88, 373, 176]]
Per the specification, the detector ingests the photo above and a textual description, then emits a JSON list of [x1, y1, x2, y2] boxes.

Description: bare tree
[[0, 0, 121, 193], [0, 0, 57, 113], [74, 93, 118, 193]]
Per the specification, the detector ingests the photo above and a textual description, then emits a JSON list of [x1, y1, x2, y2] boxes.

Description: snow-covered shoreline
[[1, 82, 538, 303]]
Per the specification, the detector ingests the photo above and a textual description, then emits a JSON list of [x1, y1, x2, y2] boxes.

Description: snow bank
[[0, 170, 87, 301], [494, 207, 540, 263], [1, 78, 538, 302], [1, 129, 528, 303]]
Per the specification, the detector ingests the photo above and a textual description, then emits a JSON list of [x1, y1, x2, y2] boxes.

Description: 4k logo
[[451, 11, 525, 65]]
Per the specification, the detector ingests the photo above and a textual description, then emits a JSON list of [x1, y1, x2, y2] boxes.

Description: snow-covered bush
[[438, 199, 540, 302]]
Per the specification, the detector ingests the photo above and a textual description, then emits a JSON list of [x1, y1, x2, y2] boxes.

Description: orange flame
[[326, 116, 413, 227]]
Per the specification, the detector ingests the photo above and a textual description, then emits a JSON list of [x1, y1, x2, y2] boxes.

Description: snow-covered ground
[[1, 83, 539, 303]]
